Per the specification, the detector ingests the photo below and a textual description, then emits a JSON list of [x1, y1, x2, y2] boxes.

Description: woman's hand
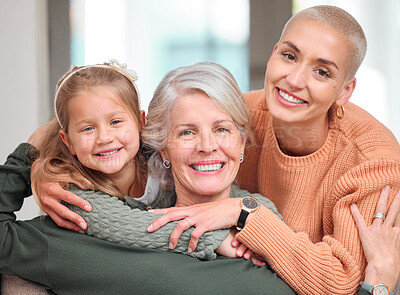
[[216, 229, 266, 267], [350, 186, 400, 291], [147, 198, 242, 252]]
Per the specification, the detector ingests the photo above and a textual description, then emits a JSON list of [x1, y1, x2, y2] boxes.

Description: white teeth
[[98, 149, 119, 156], [279, 90, 305, 104], [192, 163, 223, 172]]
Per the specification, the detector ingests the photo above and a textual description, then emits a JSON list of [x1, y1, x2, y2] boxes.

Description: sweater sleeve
[[236, 160, 400, 295], [0, 144, 51, 287], [65, 189, 229, 260]]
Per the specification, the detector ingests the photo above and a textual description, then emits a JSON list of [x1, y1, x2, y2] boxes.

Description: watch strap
[[236, 210, 249, 230]]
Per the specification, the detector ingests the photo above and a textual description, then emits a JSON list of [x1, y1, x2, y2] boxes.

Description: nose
[[96, 126, 113, 144], [197, 131, 218, 154], [286, 64, 307, 90]]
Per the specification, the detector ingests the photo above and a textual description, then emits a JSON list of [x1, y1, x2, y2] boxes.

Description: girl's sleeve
[[66, 189, 229, 260]]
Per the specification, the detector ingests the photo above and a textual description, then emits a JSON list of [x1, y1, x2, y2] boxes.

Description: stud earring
[[240, 153, 244, 163]]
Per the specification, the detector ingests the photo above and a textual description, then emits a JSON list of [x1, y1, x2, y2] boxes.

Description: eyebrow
[[176, 120, 235, 128], [282, 41, 339, 70]]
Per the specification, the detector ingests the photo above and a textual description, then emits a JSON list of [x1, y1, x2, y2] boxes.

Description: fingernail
[[148, 209, 154, 213], [350, 203, 355, 209], [147, 224, 153, 231], [244, 253, 250, 259], [237, 250, 243, 257], [78, 230, 85, 234], [232, 240, 238, 247], [84, 205, 91, 211], [261, 262, 266, 266], [384, 185, 390, 192], [188, 248, 193, 253], [169, 242, 174, 249], [79, 223, 86, 229]]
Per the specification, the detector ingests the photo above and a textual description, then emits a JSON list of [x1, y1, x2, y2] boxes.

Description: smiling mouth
[[97, 148, 121, 156], [191, 163, 225, 172], [278, 89, 306, 104]]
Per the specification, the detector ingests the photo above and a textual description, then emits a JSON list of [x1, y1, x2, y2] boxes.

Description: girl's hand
[[216, 229, 266, 267], [350, 186, 400, 291], [32, 161, 92, 232], [147, 198, 242, 252]]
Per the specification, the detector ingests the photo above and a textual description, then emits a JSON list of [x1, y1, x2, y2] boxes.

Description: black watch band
[[236, 210, 249, 230]]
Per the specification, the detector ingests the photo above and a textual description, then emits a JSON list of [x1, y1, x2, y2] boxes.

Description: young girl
[[32, 60, 147, 204]]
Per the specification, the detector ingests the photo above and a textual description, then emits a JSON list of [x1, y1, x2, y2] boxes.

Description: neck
[[273, 114, 329, 156], [174, 186, 231, 207], [108, 160, 142, 198]]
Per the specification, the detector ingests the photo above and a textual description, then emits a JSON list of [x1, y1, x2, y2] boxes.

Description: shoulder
[[243, 90, 267, 112], [332, 102, 400, 161]]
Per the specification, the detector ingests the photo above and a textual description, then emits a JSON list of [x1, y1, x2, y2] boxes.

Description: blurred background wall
[[1, 0, 399, 219]]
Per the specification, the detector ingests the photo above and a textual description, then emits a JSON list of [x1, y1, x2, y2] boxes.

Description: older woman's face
[[161, 91, 246, 203]]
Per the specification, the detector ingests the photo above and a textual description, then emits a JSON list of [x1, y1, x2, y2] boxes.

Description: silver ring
[[374, 212, 385, 221], [185, 217, 191, 227]]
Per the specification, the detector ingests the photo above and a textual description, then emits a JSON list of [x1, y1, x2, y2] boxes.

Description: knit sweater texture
[[236, 90, 400, 295], [65, 185, 281, 261]]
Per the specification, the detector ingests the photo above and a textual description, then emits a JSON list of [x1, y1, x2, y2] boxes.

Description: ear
[[159, 147, 168, 160], [139, 110, 146, 128], [335, 77, 356, 106], [241, 128, 249, 152], [59, 130, 76, 155], [268, 43, 279, 64]]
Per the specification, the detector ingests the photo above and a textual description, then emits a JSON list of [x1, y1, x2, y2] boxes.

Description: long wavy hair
[[32, 64, 147, 203]]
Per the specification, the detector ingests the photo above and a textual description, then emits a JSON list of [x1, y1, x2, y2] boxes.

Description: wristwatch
[[236, 197, 259, 230], [360, 281, 394, 295]]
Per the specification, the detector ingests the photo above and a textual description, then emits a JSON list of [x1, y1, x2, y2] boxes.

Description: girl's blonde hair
[[32, 62, 146, 203]]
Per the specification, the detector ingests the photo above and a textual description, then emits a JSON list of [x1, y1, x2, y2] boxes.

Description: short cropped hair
[[281, 5, 367, 80], [141, 62, 250, 190]]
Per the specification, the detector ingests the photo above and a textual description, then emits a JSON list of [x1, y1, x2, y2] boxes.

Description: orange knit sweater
[[237, 90, 400, 295]]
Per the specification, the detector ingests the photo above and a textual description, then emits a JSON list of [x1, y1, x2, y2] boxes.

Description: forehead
[[170, 92, 233, 124], [281, 19, 350, 70]]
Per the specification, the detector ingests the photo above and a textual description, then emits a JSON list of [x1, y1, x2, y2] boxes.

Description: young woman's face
[[60, 85, 142, 177], [162, 92, 246, 203], [265, 19, 354, 127]]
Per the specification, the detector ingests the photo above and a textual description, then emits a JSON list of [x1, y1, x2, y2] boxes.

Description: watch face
[[242, 197, 258, 210], [373, 284, 389, 295]]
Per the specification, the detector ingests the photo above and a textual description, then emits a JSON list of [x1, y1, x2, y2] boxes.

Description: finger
[[250, 256, 266, 267], [45, 198, 89, 230], [243, 249, 253, 260], [236, 244, 247, 258], [350, 203, 367, 230], [231, 236, 240, 248], [168, 220, 191, 249], [47, 210, 85, 232], [375, 186, 390, 214], [385, 190, 400, 227], [188, 226, 206, 253], [147, 213, 183, 232]]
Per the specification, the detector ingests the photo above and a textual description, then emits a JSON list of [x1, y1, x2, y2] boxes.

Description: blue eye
[[82, 126, 94, 132], [216, 127, 229, 133], [111, 120, 121, 125]]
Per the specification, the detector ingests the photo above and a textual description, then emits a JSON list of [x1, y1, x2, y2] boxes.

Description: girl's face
[[264, 19, 356, 128], [161, 92, 247, 205], [60, 85, 143, 178]]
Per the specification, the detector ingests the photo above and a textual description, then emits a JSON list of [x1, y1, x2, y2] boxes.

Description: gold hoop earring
[[336, 105, 345, 119]]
